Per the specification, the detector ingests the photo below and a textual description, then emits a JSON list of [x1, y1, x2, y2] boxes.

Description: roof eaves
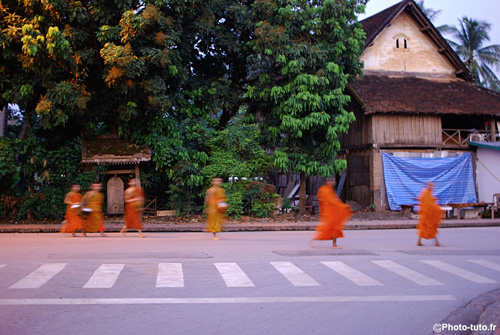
[[468, 141, 500, 151], [361, 0, 410, 47]]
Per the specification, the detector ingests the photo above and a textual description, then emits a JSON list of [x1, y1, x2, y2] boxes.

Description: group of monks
[[61, 176, 443, 246], [60, 178, 145, 238], [311, 179, 443, 248]]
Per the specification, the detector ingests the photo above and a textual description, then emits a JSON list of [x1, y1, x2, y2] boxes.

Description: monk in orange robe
[[120, 178, 145, 238], [82, 183, 106, 237], [205, 178, 227, 240], [312, 178, 352, 249], [417, 181, 442, 246], [60, 185, 84, 237]]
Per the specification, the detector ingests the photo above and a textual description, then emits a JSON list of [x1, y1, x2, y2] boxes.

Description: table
[[447, 203, 494, 219], [400, 204, 415, 216]]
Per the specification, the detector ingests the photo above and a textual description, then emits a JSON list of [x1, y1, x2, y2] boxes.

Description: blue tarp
[[382, 152, 477, 211]]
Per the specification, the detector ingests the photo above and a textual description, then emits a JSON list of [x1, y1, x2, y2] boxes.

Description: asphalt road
[[0, 228, 499, 335]]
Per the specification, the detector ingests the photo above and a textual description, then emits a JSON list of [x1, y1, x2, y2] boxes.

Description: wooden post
[[299, 172, 306, 214], [0, 106, 7, 137], [490, 119, 496, 142], [135, 164, 140, 179]]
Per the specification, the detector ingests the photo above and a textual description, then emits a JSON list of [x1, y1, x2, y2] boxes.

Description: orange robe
[[123, 186, 144, 230], [82, 191, 106, 233], [205, 186, 226, 233], [417, 188, 442, 239], [313, 185, 352, 240], [60, 191, 83, 233]]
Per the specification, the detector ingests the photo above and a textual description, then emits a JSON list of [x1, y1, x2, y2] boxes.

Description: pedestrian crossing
[[1, 259, 499, 290], [83, 264, 125, 288], [8, 263, 66, 289]]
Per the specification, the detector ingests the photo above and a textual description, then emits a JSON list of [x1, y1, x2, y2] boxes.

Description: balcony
[[442, 129, 497, 147]]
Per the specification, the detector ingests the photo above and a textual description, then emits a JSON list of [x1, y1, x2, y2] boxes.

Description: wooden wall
[[371, 114, 442, 146], [340, 99, 372, 148], [345, 151, 372, 208], [341, 103, 442, 149]]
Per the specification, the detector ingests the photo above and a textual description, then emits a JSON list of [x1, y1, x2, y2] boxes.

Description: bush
[[250, 202, 275, 218]]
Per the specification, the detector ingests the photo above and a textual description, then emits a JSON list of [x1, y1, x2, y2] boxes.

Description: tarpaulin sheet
[[382, 152, 477, 210]]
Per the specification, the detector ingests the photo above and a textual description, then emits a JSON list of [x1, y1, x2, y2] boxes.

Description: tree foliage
[[441, 17, 500, 92], [245, 0, 366, 212], [0, 0, 367, 218]]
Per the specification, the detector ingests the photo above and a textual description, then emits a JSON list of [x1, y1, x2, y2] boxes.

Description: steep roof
[[351, 75, 500, 116], [359, 0, 472, 81], [82, 135, 151, 165]]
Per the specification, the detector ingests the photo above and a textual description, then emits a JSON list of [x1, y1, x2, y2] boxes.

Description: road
[[0, 227, 499, 335]]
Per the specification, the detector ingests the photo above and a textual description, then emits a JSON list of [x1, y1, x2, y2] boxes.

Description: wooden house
[[341, 0, 500, 210]]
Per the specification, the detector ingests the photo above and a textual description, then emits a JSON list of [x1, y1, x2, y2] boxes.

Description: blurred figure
[[417, 181, 442, 246], [120, 178, 145, 238], [205, 178, 227, 240], [60, 185, 84, 237], [82, 183, 106, 237], [311, 178, 352, 249]]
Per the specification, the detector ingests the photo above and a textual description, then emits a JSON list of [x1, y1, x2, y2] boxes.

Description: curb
[[1, 219, 500, 234], [437, 288, 500, 335]]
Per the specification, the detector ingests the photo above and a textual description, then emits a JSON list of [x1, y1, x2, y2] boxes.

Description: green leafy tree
[[441, 17, 500, 91], [0, 1, 368, 218], [245, 0, 366, 213]]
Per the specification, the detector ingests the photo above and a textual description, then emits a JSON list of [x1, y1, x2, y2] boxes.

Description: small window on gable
[[396, 38, 408, 49], [393, 34, 410, 51]]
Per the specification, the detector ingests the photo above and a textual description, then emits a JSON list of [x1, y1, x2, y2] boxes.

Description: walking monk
[[312, 178, 352, 249], [120, 178, 145, 238], [417, 181, 442, 246], [60, 185, 84, 237], [205, 178, 227, 240], [82, 183, 106, 237]]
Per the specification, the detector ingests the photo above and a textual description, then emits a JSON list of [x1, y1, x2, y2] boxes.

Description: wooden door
[[107, 177, 124, 214]]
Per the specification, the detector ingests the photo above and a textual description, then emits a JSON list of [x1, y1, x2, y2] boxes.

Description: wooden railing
[[442, 129, 492, 146], [143, 197, 157, 215]]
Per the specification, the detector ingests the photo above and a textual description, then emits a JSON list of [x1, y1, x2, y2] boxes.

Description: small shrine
[[81, 135, 151, 214]]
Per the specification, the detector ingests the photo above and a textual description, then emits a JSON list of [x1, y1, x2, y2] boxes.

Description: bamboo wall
[[371, 114, 442, 146]]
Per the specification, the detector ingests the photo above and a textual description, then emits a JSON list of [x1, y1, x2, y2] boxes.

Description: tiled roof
[[82, 135, 151, 164], [351, 75, 500, 115], [360, 1, 407, 46]]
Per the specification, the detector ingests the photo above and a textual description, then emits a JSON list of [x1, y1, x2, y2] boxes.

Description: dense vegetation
[[0, 0, 367, 220]]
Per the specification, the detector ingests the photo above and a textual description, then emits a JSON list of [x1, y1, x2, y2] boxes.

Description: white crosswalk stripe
[[372, 260, 444, 286], [322, 261, 383, 286], [271, 262, 320, 287], [421, 260, 498, 284], [468, 260, 500, 272], [2, 259, 499, 289], [9, 263, 66, 289], [156, 263, 184, 287], [215, 263, 255, 287], [83, 264, 125, 288]]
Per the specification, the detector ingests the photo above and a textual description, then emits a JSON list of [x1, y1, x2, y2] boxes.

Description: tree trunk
[[0, 106, 6, 137], [299, 172, 306, 214]]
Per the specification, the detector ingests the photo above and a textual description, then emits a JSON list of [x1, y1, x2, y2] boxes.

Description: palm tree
[[415, 0, 441, 22], [440, 17, 500, 92]]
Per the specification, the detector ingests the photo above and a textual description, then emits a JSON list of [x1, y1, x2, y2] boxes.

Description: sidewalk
[[1, 216, 500, 233]]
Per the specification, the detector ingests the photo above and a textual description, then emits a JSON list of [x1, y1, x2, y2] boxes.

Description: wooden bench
[[400, 204, 415, 216], [439, 206, 453, 219], [305, 205, 318, 215], [447, 203, 494, 219]]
